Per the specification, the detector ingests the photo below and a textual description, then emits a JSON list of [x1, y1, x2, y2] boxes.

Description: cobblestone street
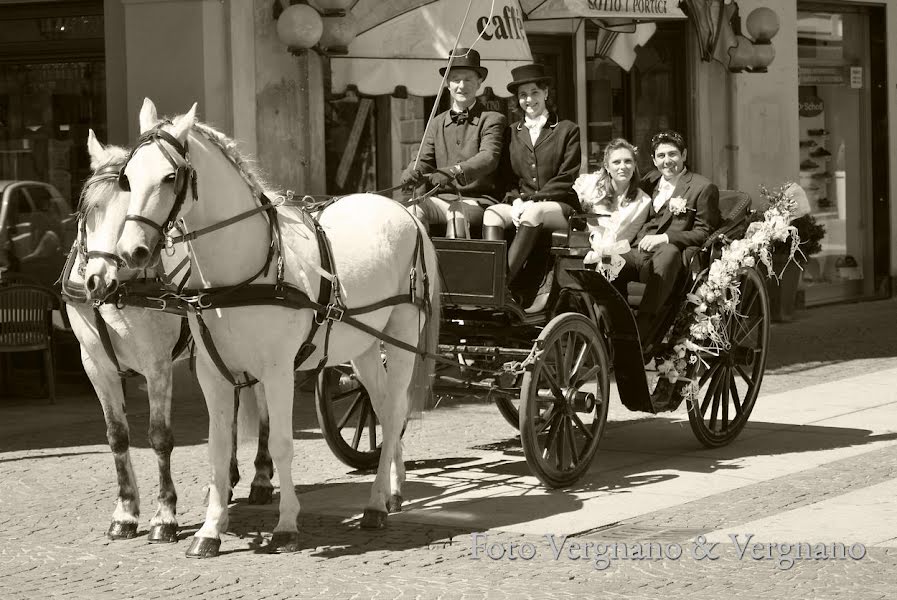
[[2, 298, 897, 599]]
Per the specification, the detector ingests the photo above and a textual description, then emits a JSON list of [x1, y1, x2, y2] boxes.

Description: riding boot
[[445, 216, 470, 239], [483, 225, 505, 241], [524, 269, 553, 314], [507, 224, 543, 282]]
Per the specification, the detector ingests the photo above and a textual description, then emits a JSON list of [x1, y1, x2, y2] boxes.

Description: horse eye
[[163, 172, 176, 183]]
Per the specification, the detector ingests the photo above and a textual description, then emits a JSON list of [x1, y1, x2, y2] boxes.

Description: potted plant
[[767, 213, 825, 322]]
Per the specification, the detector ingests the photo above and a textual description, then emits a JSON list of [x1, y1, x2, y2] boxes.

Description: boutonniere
[[668, 196, 693, 215]]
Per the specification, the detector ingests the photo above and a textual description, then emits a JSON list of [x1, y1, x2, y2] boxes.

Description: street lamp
[[273, 0, 359, 56], [728, 5, 780, 73]]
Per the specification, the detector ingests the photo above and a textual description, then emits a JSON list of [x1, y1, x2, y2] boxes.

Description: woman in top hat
[[483, 63, 581, 312], [399, 48, 507, 238]]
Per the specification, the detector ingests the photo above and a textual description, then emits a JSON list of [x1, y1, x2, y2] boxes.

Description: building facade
[[0, 0, 893, 306]]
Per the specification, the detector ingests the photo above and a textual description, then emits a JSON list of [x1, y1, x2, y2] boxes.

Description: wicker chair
[[0, 284, 57, 402]]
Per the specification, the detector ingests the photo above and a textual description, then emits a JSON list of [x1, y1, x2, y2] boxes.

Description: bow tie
[[450, 109, 469, 125]]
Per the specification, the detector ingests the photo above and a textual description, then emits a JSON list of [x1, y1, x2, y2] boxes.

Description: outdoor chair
[[0, 283, 58, 403]]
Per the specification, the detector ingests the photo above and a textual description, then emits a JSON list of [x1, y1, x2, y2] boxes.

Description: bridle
[[76, 164, 126, 276], [119, 124, 197, 244]]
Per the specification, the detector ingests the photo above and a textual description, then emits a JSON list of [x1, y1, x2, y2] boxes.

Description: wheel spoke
[[331, 385, 362, 403], [721, 372, 730, 432], [351, 399, 369, 450], [368, 409, 378, 451], [733, 316, 762, 347], [730, 371, 743, 417], [561, 333, 576, 384], [700, 365, 724, 415], [708, 371, 723, 430], [572, 363, 601, 389], [535, 404, 557, 435], [540, 366, 566, 402], [565, 415, 579, 463], [699, 360, 722, 387], [569, 410, 595, 443], [735, 364, 754, 388], [541, 410, 562, 459], [569, 340, 590, 384], [555, 416, 567, 470], [336, 392, 363, 429]]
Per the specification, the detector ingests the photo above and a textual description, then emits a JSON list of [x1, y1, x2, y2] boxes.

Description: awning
[[331, 0, 533, 98]]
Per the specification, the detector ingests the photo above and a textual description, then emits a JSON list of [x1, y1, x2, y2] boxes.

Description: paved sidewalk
[[1, 297, 896, 599]]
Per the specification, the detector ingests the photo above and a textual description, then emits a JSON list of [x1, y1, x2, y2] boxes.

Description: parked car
[[0, 180, 77, 287]]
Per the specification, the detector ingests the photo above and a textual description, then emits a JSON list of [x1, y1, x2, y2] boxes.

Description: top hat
[[506, 63, 553, 94], [439, 47, 488, 79]]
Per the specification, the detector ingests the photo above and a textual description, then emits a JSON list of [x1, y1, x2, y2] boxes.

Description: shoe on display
[[807, 128, 830, 136], [817, 196, 832, 208], [799, 159, 820, 170], [799, 140, 815, 148], [809, 147, 832, 158], [811, 171, 834, 181]]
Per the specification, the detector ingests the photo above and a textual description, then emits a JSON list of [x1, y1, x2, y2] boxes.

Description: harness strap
[[295, 217, 335, 370], [193, 309, 258, 394], [93, 307, 137, 405], [168, 200, 279, 245]]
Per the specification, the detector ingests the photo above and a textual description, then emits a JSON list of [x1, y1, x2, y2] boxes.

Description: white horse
[[63, 131, 274, 544], [114, 99, 440, 558]]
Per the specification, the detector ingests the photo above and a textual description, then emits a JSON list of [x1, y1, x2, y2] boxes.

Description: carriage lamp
[[273, 0, 359, 56]]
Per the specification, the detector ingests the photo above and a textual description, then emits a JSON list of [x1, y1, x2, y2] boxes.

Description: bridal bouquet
[[583, 218, 629, 281], [651, 183, 802, 410]]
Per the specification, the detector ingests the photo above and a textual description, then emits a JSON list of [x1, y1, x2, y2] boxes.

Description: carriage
[[315, 189, 770, 488]]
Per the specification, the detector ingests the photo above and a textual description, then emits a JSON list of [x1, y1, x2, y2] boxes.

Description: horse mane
[[79, 144, 129, 214], [190, 121, 275, 197]]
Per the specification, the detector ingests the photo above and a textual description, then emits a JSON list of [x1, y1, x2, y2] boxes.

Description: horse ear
[[86, 129, 107, 169], [139, 98, 158, 133], [170, 102, 198, 141]]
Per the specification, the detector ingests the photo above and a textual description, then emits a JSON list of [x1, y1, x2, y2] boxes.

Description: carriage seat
[[551, 189, 753, 308]]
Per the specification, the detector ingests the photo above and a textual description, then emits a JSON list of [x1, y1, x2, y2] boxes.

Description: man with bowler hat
[[401, 48, 507, 238]]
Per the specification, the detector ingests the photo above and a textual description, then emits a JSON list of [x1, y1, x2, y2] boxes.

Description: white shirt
[[653, 168, 687, 213], [524, 112, 548, 145]]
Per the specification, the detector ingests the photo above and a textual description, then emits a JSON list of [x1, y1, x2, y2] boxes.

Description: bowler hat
[[506, 63, 553, 94], [439, 47, 488, 79]]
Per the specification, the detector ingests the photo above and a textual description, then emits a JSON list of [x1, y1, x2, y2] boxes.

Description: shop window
[[797, 6, 877, 304]]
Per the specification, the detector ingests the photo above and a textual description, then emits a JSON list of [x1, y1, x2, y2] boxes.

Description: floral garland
[[651, 182, 803, 410]]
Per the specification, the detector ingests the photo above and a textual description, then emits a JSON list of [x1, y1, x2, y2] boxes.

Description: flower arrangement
[[583, 219, 630, 281], [573, 171, 611, 213], [650, 183, 802, 410], [668, 196, 689, 215]]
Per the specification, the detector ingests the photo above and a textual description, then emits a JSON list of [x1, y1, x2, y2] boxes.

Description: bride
[[575, 137, 652, 244]]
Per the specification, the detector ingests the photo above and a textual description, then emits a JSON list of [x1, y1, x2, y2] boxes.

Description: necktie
[[450, 110, 468, 125]]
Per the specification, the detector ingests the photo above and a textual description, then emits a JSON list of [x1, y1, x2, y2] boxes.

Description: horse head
[[117, 98, 197, 270], [80, 129, 131, 301]]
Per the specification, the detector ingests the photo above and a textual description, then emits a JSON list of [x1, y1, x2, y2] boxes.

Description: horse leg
[[248, 396, 274, 505], [84, 353, 140, 539], [185, 357, 235, 559], [228, 395, 239, 503], [353, 339, 408, 529], [145, 364, 178, 543]]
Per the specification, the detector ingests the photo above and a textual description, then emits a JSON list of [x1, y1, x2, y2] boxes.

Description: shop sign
[[798, 95, 824, 117], [798, 66, 846, 86], [527, 0, 687, 20], [849, 66, 863, 89]]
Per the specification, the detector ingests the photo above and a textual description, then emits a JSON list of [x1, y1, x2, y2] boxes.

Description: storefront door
[[796, 2, 888, 305]]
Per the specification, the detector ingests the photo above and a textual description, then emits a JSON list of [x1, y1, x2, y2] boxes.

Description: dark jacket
[[502, 114, 581, 211], [637, 169, 721, 249], [402, 102, 506, 198]]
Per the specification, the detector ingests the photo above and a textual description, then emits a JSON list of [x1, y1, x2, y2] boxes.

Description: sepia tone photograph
[[1, 0, 895, 598]]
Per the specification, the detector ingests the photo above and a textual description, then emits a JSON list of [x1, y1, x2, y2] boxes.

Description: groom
[[616, 130, 721, 347]]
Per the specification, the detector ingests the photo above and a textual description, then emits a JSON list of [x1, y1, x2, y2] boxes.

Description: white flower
[[573, 172, 607, 211], [668, 196, 688, 215]]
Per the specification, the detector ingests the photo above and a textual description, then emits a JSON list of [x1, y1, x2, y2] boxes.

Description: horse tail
[[410, 222, 441, 417]]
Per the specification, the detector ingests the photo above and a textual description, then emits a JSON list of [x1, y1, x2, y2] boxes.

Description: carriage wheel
[[687, 267, 770, 447], [494, 396, 521, 430], [519, 313, 610, 488], [315, 364, 381, 470]]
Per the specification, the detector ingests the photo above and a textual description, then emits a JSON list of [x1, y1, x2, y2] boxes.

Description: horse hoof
[[360, 509, 388, 529], [267, 531, 301, 553], [107, 521, 138, 540], [248, 485, 274, 505], [185, 536, 221, 559], [147, 523, 179, 544], [386, 494, 404, 514]]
